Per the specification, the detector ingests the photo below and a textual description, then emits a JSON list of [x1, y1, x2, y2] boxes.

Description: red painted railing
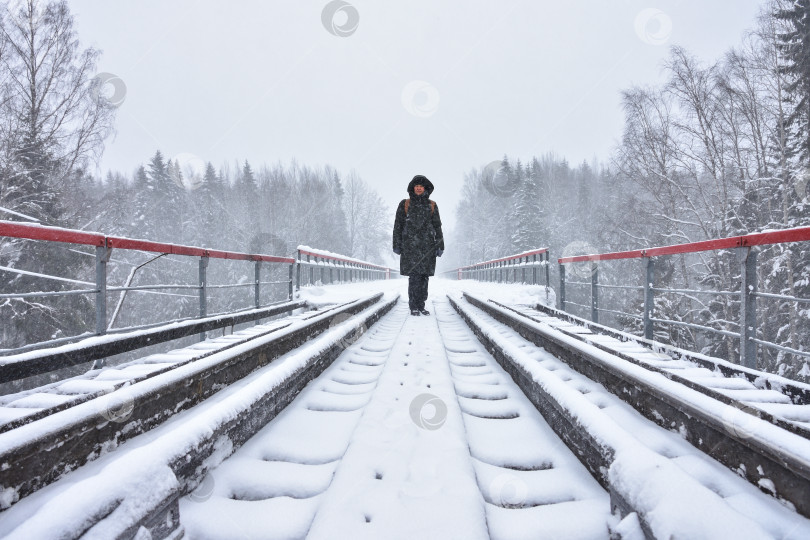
[[558, 227, 810, 263], [0, 221, 392, 354], [459, 248, 549, 270], [295, 246, 397, 287], [0, 221, 295, 263], [557, 225, 810, 370]]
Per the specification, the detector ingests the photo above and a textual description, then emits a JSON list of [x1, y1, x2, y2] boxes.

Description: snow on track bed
[[451, 293, 810, 539], [434, 298, 612, 540], [506, 301, 810, 434], [180, 298, 617, 540]]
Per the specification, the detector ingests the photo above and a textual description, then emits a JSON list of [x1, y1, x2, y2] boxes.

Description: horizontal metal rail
[[752, 338, 810, 359], [457, 247, 549, 270], [564, 300, 592, 311], [753, 291, 810, 304], [595, 306, 643, 319], [0, 221, 296, 263], [557, 226, 810, 263], [652, 287, 738, 297], [649, 317, 740, 339], [0, 289, 99, 299], [106, 284, 201, 292], [596, 283, 644, 291], [0, 265, 95, 286]]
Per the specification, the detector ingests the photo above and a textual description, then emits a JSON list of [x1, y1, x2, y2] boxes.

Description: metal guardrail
[[557, 226, 810, 370], [0, 221, 396, 359], [295, 246, 398, 288], [448, 248, 552, 302]]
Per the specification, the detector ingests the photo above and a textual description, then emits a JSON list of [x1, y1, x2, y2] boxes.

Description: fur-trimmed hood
[[407, 175, 434, 197]]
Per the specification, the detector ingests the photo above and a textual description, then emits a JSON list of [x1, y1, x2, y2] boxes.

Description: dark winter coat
[[393, 175, 444, 276]]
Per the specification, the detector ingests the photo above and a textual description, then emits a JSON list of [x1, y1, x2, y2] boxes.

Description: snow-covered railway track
[[514, 301, 810, 436], [452, 292, 810, 537], [179, 298, 618, 540], [0, 294, 390, 522], [0, 300, 354, 432]]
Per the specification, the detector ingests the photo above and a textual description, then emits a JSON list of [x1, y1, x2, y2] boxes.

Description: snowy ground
[[182, 284, 612, 539]]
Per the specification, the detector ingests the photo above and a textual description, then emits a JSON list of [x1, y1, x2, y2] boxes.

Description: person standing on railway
[[393, 175, 444, 316]]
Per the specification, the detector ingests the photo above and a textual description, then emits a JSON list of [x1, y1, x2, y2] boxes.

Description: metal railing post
[[643, 257, 655, 340], [522, 256, 527, 284], [591, 262, 599, 323], [288, 261, 294, 300], [92, 244, 112, 369], [95, 244, 111, 336], [738, 247, 758, 369], [544, 251, 550, 304], [254, 261, 261, 308], [296, 250, 302, 291], [199, 256, 209, 342], [559, 264, 566, 311]]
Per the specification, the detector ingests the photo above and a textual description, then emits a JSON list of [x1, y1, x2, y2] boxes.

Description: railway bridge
[[0, 221, 809, 539]]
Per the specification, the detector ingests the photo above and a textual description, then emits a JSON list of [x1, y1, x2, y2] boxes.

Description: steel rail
[[460, 293, 810, 519], [0, 300, 306, 384], [0, 293, 393, 517]]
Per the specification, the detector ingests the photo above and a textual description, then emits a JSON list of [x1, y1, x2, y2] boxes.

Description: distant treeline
[[451, 1, 810, 381]]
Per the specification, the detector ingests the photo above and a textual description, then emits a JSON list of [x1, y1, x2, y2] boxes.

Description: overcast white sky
[[70, 0, 766, 223]]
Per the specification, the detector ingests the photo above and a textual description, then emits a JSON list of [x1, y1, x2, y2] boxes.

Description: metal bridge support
[[254, 261, 261, 308], [199, 256, 209, 342], [92, 244, 112, 369], [544, 252, 551, 305], [591, 263, 599, 323], [288, 262, 294, 301], [643, 257, 655, 341], [559, 264, 566, 311], [738, 247, 758, 369], [95, 244, 112, 336], [296, 250, 302, 291], [522, 257, 526, 284]]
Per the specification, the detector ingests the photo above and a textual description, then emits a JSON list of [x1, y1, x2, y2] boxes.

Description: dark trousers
[[408, 274, 429, 310]]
